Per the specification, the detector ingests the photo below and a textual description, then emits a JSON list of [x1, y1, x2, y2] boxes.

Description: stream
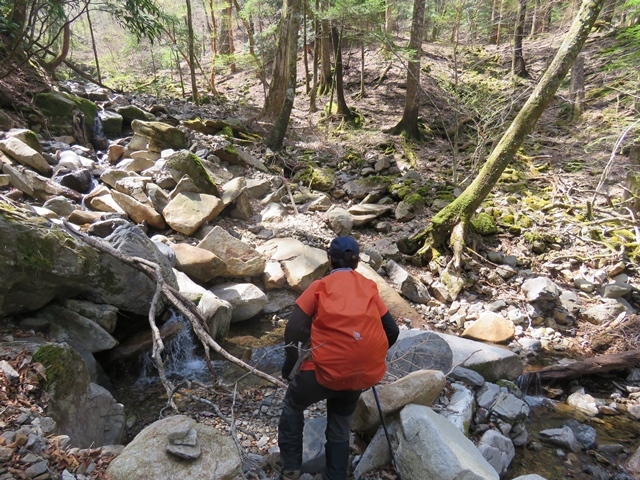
[[107, 314, 640, 479]]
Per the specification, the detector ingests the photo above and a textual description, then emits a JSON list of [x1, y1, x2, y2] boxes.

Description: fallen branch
[[533, 349, 640, 381]]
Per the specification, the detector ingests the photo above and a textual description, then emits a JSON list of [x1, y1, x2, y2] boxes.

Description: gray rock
[[198, 226, 265, 277], [581, 299, 628, 324], [353, 422, 397, 479], [522, 277, 560, 302], [108, 415, 240, 479], [210, 283, 267, 322], [386, 331, 453, 379], [448, 366, 485, 388], [539, 425, 582, 453], [384, 260, 431, 304], [326, 207, 353, 235], [43, 196, 77, 217], [477, 429, 515, 476], [396, 404, 499, 480], [433, 332, 523, 382], [440, 383, 475, 434], [565, 419, 597, 449]]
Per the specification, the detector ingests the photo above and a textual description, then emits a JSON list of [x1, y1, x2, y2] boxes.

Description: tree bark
[[317, 19, 332, 95], [535, 349, 640, 381], [489, 0, 500, 43], [331, 26, 353, 121], [401, 0, 607, 264], [385, 0, 393, 34], [570, 54, 585, 121], [265, 0, 301, 148], [388, 0, 425, 139], [186, 0, 199, 102], [208, 0, 219, 94], [512, 0, 529, 78]]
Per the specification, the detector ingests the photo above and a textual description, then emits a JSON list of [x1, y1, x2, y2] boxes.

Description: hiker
[[274, 236, 400, 480]]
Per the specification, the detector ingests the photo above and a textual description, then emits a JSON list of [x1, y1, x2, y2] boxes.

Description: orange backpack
[[309, 270, 388, 391]]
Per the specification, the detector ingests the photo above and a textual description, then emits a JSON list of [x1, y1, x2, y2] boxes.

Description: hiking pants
[[278, 369, 362, 480]]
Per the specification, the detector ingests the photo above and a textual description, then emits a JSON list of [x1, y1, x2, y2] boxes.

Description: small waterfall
[[515, 371, 551, 407], [136, 311, 209, 385]]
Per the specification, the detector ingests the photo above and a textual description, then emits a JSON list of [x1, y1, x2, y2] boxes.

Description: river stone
[[171, 243, 226, 283], [220, 177, 245, 206], [522, 277, 561, 302], [209, 283, 267, 322], [357, 263, 423, 327], [386, 330, 453, 379], [35, 304, 118, 353], [565, 419, 597, 449], [511, 476, 548, 480], [477, 429, 515, 476], [628, 445, 640, 477], [582, 299, 628, 324], [448, 366, 485, 388], [165, 150, 219, 196], [31, 342, 125, 448], [280, 244, 329, 292], [0, 136, 52, 175], [59, 299, 118, 333], [197, 291, 232, 340], [384, 260, 431, 304], [56, 168, 93, 193], [116, 105, 151, 123], [43, 196, 77, 217], [396, 404, 499, 480], [352, 369, 446, 435], [433, 332, 523, 382], [462, 311, 515, 344], [111, 190, 166, 230], [166, 440, 201, 460], [567, 388, 599, 416], [106, 414, 241, 480], [326, 207, 353, 235], [131, 120, 185, 152], [440, 383, 475, 435], [263, 261, 287, 290], [198, 226, 265, 277], [162, 192, 223, 235], [539, 426, 582, 453], [342, 177, 390, 199], [353, 421, 398, 479]]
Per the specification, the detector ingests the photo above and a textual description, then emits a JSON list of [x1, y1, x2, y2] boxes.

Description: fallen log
[[533, 349, 640, 381]]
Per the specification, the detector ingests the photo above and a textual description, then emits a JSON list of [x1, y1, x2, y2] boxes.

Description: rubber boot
[[323, 440, 350, 480]]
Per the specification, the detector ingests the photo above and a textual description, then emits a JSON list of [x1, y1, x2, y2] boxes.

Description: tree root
[[60, 220, 286, 412]]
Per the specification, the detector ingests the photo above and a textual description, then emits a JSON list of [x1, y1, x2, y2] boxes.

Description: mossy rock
[[116, 105, 153, 123], [98, 110, 123, 138], [7, 129, 41, 152], [293, 166, 336, 191], [34, 91, 98, 132], [131, 120, 186, 152], [165, 150, 219, 196], [389, 181, 415, 200], [33, 343, 90, 397], [471, 212, 498, 235]]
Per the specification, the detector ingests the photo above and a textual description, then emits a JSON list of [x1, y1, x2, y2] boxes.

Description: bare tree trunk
[[600, 0, 617, 24], [529, 0, 540, 39], [86, 8, 101, 84], [385, 0, 393, 34], [401, 0, 606, 265], [331, 26, 353, 121], [227, 3, 236, 73], [309, 2, 320, 113], [266, 0, 301, 150], [186, 0, 199, 102], [208, 0, 219, 94], [47, 20, 70, 73], [388, 0, 425, 139], [489, 0, 500, 44], [359, 39, 365, 98], [318, 19, 332, 95], [496, 0, 505, 44], [303, 2, 310, 95], [512, 0, 529, 78], [570, 53, 584, 121]]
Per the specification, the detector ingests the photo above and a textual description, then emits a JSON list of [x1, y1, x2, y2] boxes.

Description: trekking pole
[[371, 386, 402, 480]]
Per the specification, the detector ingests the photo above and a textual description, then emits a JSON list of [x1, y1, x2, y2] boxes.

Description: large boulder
[[165, 150, 219, 196], [352, 369, 446, 435], [396, 404, 499, 480], [131, 120, 186, 152], [198, 226, 265, 277], [386, 330, 453, 379], [33, 91, 97, 137], [106, 414, 241, 480], [31, 342, 125, 448]]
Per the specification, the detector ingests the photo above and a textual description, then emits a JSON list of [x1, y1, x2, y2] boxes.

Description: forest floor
[[1, 22, 640, 480]]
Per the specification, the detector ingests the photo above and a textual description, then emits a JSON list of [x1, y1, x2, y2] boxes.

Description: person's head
[[327, 235, 360, 270]]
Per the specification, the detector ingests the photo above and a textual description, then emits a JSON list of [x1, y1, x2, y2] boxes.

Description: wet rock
[[477, 429, 515, 476], [539, 425, 581, 453]]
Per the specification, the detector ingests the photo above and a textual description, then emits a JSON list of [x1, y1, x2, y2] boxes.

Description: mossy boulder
[[34, 91, 97, 133], [165, 150, 219, 196], [131, 120, 186, 152], [293, 166, 336, 191], [99, 110, 123, 138], [116, 105, 153, 124], [395, 193, 426, 222], [471, 212, 498, 235], [6, 129, 42, 152], [33, 342, 90, 400]]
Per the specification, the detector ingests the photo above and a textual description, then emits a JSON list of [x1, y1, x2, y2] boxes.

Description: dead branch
[[534, 349, 640, 381], [59, 220, 287, 399]]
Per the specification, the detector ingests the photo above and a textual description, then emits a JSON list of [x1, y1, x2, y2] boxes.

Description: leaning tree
[[399, 0, 606, 268]]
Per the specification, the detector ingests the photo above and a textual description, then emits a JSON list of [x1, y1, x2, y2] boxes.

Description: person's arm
[[381, 311, 399, 348], [282, 305, 312, 380]]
